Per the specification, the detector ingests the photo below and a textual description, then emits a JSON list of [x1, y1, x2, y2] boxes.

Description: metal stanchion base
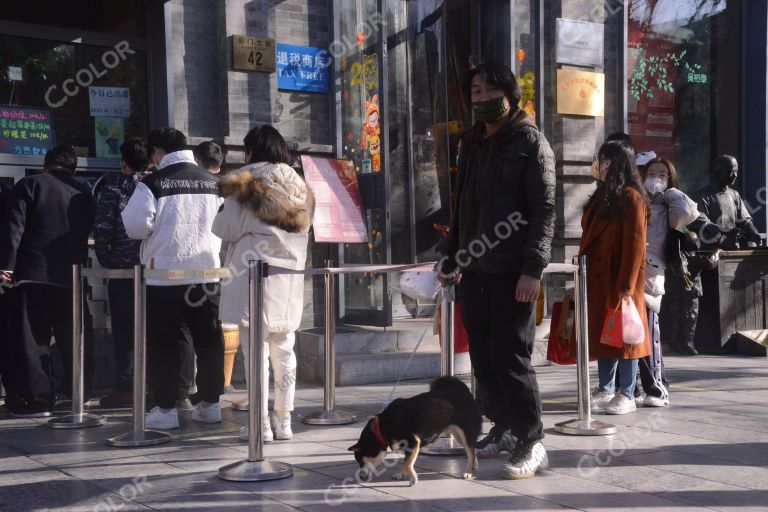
[[421, 434, 466, 456], [302, 410, 357, 425], [218, 459, 293, 482], [107, 430, 173, 447], [554, 419, 617, 436], [48, 413, 106, 429]]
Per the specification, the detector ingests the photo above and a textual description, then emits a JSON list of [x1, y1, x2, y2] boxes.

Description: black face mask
[[472, 96, 509, 124]]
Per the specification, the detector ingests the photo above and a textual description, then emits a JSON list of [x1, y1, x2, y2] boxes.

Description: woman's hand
[[516, 275, 541, 303]]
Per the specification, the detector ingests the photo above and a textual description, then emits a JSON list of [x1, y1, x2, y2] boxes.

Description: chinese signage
[[276, 43, 329, 93], [556, 18, 604, 67], [556, 69, 605, 117], [233, 35, 276, 73], [300, 156, 368, 243], [95, 117, 125, 159], [89, 86, 131, 117], [0, 106, 54, 156]]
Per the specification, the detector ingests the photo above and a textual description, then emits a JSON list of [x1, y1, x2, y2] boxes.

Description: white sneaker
[[641, 394, 669, 407], [476, 430, 517, 458], [191, 401, 222, 424], [500, 441, 549, 480], [145, 406, 179, 430], [606, 394, 637, 415], [590, 390, 615, 413], [238, 418, 274, 442], [273, 413, 293, 440]]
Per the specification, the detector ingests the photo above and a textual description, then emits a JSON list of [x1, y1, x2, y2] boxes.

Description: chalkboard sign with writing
[[0, 105, 54, 156]]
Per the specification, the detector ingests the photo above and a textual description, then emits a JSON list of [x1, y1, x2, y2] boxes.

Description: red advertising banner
[[300, 155, 368, 243]]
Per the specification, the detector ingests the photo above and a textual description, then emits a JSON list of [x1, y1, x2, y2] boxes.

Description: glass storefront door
[[335, 0, 534, 325]]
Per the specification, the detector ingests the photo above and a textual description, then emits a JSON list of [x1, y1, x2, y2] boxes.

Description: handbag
[[546, 295, 577, 364], [600, 297, 646, 348], [600, 301, 624, 349]]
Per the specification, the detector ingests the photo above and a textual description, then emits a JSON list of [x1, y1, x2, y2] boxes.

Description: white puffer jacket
[[212, 162, 314, 332], [122, 151, 223, 286], [644, 187, 699, 312]]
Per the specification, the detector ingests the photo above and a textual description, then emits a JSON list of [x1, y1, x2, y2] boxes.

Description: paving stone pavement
[[1, 355, 767, 511]]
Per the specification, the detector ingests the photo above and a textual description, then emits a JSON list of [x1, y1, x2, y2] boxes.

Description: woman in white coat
[[212, 126, 314, 441]]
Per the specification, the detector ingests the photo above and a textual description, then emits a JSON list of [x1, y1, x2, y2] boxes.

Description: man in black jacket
[[439, 61, 556, 480], [0, 146, 96, 417]]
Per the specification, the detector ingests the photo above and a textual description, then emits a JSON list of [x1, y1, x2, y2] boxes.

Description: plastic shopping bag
[[599, 302, 624, 349], [621, 297, 645, 345], [399, 271, 440, 301]]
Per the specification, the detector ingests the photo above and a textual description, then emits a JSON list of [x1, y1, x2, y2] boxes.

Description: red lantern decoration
[[517, 49, 526, 64], [357, 32, 366, 45]]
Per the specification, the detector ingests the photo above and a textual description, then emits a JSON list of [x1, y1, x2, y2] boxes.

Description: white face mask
[[644, 176, 667, 195]]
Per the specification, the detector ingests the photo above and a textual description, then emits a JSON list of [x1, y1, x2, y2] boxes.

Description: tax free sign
[[276, 43, 329, 93]]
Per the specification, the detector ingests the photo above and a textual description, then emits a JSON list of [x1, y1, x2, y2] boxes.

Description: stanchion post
[[555, 256, 617, 436], [423, 284, 465, 455], [303, 260, 357, 425], [107, 265, 172, 447], [219, 260, 293, 481], [324, 262, 335, 412], [49, 265, 105, 429]]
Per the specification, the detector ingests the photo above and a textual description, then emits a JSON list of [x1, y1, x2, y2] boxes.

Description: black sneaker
[[500, 441, 549, 480], [10, 403, 53, 418], [476, 424, 509, 449]]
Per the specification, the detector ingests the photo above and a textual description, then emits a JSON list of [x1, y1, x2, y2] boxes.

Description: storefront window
[[0, 34, 149, 159], [628, 0, 739, 193]]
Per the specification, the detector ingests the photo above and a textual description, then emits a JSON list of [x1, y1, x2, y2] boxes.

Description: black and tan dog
[[348, 376, 482, 485]]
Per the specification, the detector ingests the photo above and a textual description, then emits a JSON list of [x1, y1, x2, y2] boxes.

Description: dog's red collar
[[372, 416, 388, 449]]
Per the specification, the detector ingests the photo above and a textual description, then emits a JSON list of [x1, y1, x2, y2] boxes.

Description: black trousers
[[5, 283, 94, 408], [146, 284, 223, 409], [460, 271, 544, 444], [108, 279, 134, 393], [661, 271, 700, 351]]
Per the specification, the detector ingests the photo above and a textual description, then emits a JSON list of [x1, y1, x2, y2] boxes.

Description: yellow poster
[[556, 69, 605, 117]]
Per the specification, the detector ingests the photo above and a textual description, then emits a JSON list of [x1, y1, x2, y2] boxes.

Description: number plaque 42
[[233, 35, 276, 73]]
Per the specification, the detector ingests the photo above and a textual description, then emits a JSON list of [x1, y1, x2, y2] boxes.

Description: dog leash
[[380, 327, 430, 412]]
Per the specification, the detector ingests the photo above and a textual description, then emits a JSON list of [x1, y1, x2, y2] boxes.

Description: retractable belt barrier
[[52, 257, 606, 478]]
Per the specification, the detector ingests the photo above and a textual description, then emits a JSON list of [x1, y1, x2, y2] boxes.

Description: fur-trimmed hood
[[219, 162, 315, 233]]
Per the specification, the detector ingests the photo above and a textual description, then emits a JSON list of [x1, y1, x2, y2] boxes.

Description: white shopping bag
[[399, 271, 440, 301], [621, 297, 645, 345]]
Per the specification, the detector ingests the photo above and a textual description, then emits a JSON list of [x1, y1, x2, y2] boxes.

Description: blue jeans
[[598, 358, 639, 398]]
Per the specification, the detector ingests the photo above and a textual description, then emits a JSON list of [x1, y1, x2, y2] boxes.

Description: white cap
[[636, 151, 657, 167]]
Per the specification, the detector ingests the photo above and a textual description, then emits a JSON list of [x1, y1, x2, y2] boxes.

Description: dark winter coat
[[440, 110, 556, 279], [93, 170, 150, 269], [0, 169, 95, 288]]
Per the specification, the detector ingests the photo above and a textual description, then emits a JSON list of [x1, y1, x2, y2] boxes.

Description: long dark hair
[[243, 125, 292, 165], [588, 139, 649, 219]]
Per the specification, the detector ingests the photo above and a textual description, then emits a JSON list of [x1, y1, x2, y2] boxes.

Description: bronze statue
[[695, 155, 762, 249]]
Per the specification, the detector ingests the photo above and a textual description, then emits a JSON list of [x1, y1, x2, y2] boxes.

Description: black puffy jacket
[[440, 110, 556, 279]]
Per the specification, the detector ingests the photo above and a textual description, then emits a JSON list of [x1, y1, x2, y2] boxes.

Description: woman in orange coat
[[580, 139, 651, 415]]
